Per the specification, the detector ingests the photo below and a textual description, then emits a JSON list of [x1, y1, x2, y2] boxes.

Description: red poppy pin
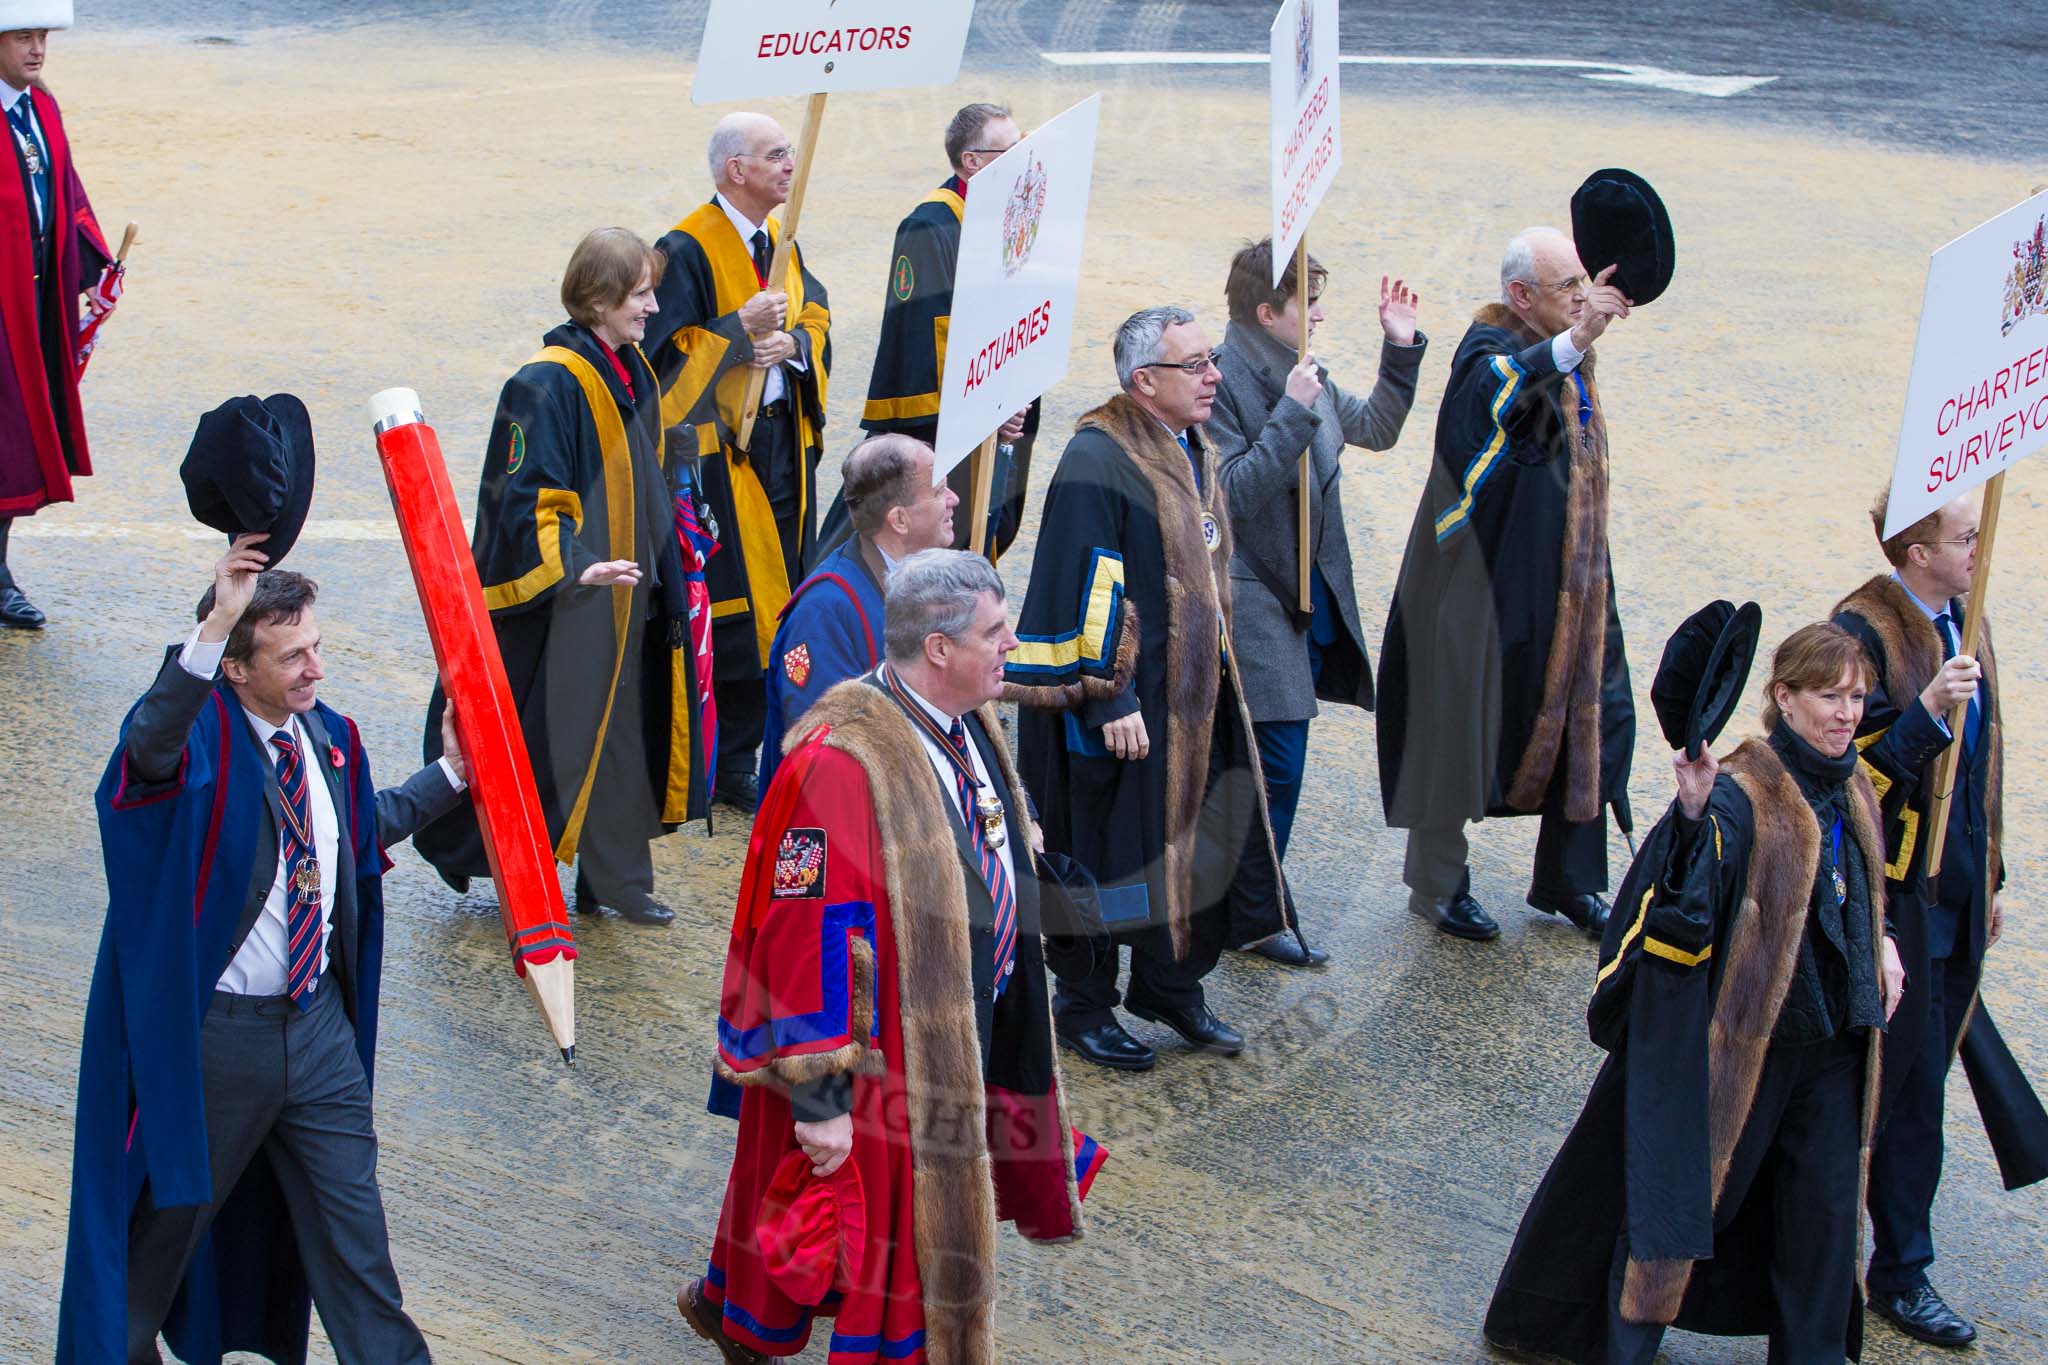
[[330, 745, 346, 770]]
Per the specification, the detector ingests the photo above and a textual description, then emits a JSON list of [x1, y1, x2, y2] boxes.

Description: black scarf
[[1767, 722, 1883, 1041]]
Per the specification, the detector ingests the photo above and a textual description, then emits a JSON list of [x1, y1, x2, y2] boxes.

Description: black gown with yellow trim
[[819, 176, 1037, 562], [646, 201, 831, 685], [414, 322, 706, 881]]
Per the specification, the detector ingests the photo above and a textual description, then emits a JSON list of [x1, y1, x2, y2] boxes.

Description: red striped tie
[[947, 719, 1016, 997], [271, 732, 324, 1009]]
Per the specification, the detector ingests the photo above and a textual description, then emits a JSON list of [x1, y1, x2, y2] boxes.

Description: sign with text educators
[[1884, 187, 2048, 535], [1269, 0, 1342, 284], [933, 95, 1103, 477], [692, 0, 976, 105]]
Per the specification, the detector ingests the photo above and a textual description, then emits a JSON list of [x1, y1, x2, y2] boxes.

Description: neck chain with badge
[[878, 663, 1007, 849], [11, 113, 40, 176], [1180, 429, 1224, 553]]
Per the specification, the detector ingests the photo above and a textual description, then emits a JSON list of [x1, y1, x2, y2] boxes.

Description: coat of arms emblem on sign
[[2003, 216, 2047, 337], [1294, 1, 1316, 101], [1002, 154, 1048, 278]]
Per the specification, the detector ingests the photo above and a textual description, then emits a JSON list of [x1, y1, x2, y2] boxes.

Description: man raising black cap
[[1377, 224, 1638, 943]]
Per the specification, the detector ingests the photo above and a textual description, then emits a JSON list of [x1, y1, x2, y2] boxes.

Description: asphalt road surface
[[2, 8, 2044, 1365]]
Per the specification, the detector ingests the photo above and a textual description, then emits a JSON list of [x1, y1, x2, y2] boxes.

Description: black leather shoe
[[1528, 889, 1611, 937], [677, 1277, 768, 1364], [0, 579, 45, 629], [1410, 890, 1501, 941], [574, 886, 675, 927], [1243, 932, 1330, 967], [714, 771, 760, 814], [1870, 1283, 1977, 1347], [1125, 1000, 1245, 1056], [1056, 1017, 1157, 1071]]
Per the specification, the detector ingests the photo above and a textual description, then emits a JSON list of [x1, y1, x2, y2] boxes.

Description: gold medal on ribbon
[[976, 792, 1007, 849], [292, 857, 322, 901], [20, 139, 41, 176]]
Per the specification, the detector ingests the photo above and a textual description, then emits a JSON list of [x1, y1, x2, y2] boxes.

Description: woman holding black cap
[[1486, 620, 1907, 1365]]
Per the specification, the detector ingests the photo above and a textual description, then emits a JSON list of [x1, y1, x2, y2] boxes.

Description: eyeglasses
[[1917, 530, 1981, 550], [742, 146, 795, 165], [1536, 275, 1589, 295], [966, 146, 1016, 158], [1142, 349, 1223, 376]]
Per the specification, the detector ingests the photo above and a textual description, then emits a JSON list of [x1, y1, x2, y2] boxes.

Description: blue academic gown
[[58, 665, 390, 1365], [756, 536, 886, 790]]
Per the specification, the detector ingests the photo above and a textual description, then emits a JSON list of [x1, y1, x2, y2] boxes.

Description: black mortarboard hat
[[1571, 168, 1675, 306], [1652, 600, 1762, 760], [180, 394, 317, 567]]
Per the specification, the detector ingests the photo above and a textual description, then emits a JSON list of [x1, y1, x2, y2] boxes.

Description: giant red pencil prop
[[369, 388, 577, 1064]]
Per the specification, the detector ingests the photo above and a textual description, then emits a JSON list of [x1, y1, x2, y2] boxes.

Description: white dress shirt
[[713, 192, 808, 405], [885, 667, 1017, 896]]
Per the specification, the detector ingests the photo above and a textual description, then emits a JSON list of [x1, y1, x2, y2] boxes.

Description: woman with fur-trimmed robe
[[1486, 623, 1905, 1364]]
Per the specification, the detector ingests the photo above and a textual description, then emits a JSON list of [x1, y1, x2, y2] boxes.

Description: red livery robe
[[703, 678, 1099, 1364], [1, 82, 110, 516]]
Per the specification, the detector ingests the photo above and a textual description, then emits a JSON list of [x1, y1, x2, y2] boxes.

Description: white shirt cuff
[[784, 342, 808, 373], [1551, 330, 1586, 373], [179, 626, 227, 680], [437, 756, 467, 792]]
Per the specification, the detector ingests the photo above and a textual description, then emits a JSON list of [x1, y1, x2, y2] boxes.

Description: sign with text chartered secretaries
[[692, 0, 976, 105], [1885, 187, 2048, 535], [932, 95, 1103, 478], [1269, 0, 1342, 284]]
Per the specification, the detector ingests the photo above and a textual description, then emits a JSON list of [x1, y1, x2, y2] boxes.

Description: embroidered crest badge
[[783, 643, 813, 689], [1001, 154, 1049, 279], [892, 254, 915, 301], [2002, 215, 2047, 337], [506, 422, 526, 475], [1201, 512, 1221, 551], [773, 827, 827, 899]]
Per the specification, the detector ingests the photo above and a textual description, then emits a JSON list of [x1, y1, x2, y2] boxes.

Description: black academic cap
[[1571, 167, 1675, 306], [180, 394, 317, 567], [1652, 600, 1762, 760]]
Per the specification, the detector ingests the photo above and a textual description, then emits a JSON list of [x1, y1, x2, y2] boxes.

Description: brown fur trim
[[1474, 302, 1540, 342], [791, 682, 1001, 1364], [1620, 743, 1888, 1322], [1505, 349, 1610, 821], [1003, 604, 1141, 711], [1074, 394, 1232, 957]]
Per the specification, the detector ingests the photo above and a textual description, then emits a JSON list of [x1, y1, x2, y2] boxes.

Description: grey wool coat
[[1210, 317, 1426, 723]]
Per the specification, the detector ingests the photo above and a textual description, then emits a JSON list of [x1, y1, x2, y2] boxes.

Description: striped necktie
[[946, 717, 1016, 997], [271, 731, 324, 1009]]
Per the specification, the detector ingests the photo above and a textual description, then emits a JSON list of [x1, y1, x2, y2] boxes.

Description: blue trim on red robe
[[759, 536, 884, 790], [58, 683, 386, 1365]]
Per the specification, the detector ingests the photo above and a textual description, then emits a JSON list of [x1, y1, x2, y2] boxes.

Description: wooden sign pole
[[1294, 236, 1313, 614], [1921, 471, 2005, 876], [967, 434, 999, 561], [734, 91, 829, 454]]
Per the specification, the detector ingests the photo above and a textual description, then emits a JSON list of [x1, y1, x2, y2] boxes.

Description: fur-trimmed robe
[[1486, 739, 1886, 1363], [1377, 304, 1633, 830], [1006, 393, 1290, 955], [1833, 576, 2048, 1189], [702, 680, 1091, 1364]]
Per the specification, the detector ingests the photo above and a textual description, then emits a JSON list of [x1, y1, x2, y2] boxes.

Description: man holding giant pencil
[[59, 399, 464, 1362]]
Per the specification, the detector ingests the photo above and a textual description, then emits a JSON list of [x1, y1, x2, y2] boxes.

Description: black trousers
[[125, 978, 428, 1364], [718, 405, 804, 780], [1047, 714, 1243, 1026], [1403, 805, 1608, 903], [1867, 948, 1974, 1293], [1605, 1031, 1866, 1365]]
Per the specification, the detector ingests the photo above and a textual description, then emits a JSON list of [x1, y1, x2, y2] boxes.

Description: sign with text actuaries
[[1269, 0, 1342, 283], [932, 95, 1102, 477], [693, 0, 976, 104], [1885, 188, 2048, 535]]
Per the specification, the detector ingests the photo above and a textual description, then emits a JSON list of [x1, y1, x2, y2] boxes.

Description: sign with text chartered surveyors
[[692, 0, 975, 104], [932, 95, 1103, 478], [1269, 0, 1342, 283], [1885, 187, 2048, 535]]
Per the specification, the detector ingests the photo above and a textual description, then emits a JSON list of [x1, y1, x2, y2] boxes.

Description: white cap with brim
[[0, 1, 74, 31]]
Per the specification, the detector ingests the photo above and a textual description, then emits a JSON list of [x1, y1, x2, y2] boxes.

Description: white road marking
[[16, 519, 402, 542], [1039, 51, 1777, 99]]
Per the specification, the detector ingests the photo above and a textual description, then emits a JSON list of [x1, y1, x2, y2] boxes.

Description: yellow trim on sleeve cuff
[[481, 488, 583, 610]]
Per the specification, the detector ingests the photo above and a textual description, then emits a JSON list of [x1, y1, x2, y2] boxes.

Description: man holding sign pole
[[648, 113, 831, 812]]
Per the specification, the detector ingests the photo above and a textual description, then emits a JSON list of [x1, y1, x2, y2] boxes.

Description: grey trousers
[[125, 977, 429, 1364]]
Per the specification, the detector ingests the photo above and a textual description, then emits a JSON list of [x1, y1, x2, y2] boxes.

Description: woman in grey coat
[[1208, 239, 1425, 965]]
